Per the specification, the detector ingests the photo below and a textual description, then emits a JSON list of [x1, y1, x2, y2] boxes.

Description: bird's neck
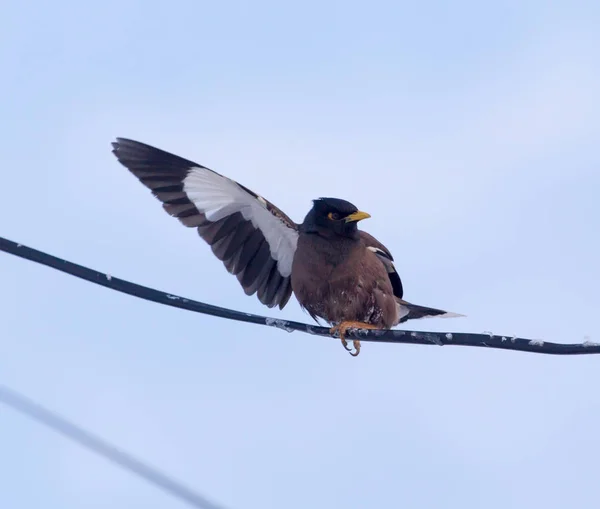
[[300, 231, 360, 268], [302, 225, 360, 242]]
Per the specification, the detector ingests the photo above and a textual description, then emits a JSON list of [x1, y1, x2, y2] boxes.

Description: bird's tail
[[396, 299, 464, 324]]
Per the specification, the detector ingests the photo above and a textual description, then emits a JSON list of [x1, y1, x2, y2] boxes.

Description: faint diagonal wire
[[0, 385, 228, 509]]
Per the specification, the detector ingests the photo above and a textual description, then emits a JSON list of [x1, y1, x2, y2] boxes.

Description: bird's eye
[[328, 212, 340, 221]]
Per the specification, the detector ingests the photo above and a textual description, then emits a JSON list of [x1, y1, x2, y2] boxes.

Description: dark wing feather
[[359, 230, 403, 299], [112, 138, 299, 309]]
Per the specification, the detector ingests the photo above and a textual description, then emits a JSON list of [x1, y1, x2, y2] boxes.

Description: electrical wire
[[1, 235, 597, 355]]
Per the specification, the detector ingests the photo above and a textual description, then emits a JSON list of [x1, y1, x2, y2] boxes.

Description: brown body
[[292, 231, 399, 328]]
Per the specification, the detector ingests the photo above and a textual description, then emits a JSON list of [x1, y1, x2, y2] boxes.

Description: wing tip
[[110, 137, 144, 165]]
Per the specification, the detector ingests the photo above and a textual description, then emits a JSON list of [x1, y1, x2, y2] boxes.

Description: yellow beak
[[345, 210, 371, 223]]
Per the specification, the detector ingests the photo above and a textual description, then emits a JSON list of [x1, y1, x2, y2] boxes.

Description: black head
[[300, 197, 371, 238]]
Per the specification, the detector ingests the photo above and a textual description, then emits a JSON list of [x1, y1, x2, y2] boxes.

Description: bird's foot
[[330, 321, 379, 356]]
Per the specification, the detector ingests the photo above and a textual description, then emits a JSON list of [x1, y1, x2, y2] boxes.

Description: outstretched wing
[[112, 138, 299, 309], [359, 231, 403, 299]]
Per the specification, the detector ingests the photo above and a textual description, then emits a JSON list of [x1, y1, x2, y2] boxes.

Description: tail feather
[[396, 299, 464, 324]]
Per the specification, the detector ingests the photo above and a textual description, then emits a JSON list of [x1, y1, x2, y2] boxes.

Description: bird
[[111, 138, 462, 356]]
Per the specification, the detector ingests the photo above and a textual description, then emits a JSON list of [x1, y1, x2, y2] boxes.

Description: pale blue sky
[[2, 1, 600, 508]]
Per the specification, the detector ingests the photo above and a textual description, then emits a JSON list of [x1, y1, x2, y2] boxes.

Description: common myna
[[112, 138, 461, 355]]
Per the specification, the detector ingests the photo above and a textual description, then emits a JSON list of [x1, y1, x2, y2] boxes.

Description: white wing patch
[[367, 246, 390, 258], [183, 167, 299, 276], [367, 246, 395, 272]]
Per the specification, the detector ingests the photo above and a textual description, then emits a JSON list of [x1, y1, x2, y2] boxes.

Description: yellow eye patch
[[328, 212, 341, 220]]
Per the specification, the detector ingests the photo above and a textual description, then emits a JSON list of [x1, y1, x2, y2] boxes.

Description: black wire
[[1, 235, 599, 355], [0, 385, 228, 509]]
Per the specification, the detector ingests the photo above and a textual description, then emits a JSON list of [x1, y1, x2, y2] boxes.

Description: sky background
[[2, 1, 600, 508]]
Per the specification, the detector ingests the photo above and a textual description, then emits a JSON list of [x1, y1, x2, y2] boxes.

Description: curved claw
[[340, 338, 353, 352], [349, 340, 361, 356], [331, 322, 378, 357]]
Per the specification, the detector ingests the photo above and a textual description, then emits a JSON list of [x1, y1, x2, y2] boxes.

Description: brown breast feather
[[291, 232, 398, 327]]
